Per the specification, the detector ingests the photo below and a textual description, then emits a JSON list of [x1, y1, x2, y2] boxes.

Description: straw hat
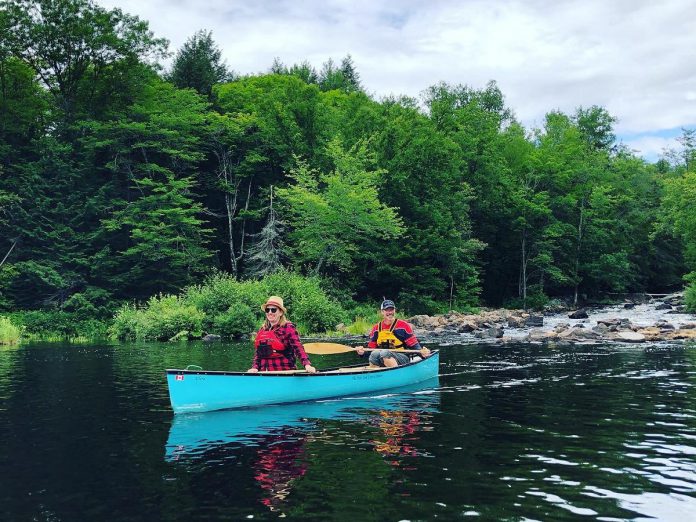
[[261, 296, 286, 313]]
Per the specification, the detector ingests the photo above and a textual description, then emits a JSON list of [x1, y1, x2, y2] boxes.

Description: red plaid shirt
[[252, 322, 312, 371]]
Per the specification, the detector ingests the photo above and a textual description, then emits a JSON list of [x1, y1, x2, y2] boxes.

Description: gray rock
[[203, 334, 221, 342], [617, 332, 646, 343], [568, 309, 589, 319], [475, 327, 504, 339], [457, 321, 477, 333], [525, 315, 544, 327], [592, 323, 610, 334]]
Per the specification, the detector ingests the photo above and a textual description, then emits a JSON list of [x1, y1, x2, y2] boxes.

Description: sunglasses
[[265, 307, 279, 313]]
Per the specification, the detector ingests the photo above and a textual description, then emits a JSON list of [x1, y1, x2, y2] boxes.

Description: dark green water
[[1, 341, 695, 521]]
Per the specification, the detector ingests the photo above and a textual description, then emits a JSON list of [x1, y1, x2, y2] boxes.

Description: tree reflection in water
[[372, 410, 422, 465]]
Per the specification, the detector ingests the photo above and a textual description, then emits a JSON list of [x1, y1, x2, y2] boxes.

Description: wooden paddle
[[304, 342, 425, 355]]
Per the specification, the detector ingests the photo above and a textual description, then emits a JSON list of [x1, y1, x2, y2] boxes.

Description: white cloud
[[96, 0, 696, 159], [620, 135, 679, 163]]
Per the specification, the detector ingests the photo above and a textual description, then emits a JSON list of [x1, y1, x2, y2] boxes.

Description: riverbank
[[402, 293, 696, 345]]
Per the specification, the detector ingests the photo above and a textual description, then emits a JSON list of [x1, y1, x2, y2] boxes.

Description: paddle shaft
[[355, 347, 423, 354], [303, 342, 427, 355]]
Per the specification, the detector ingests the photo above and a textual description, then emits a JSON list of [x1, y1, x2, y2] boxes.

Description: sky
[[96, 0, 696, 162]]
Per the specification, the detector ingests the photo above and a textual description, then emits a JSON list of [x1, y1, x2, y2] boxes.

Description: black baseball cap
[[380, 299, 395, 310]]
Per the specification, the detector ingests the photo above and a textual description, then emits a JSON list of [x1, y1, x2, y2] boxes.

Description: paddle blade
[[303, 342, 357, 355]]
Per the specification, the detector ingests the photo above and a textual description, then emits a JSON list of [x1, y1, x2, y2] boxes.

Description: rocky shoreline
[[404, 293, 696, 345]]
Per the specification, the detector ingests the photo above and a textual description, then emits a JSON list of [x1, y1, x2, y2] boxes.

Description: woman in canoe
[[247, 296, 317, 373], [357, 299, 430, 367]]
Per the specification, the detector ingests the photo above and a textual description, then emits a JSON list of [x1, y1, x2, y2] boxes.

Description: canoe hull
[[166, 351, 439, 413]]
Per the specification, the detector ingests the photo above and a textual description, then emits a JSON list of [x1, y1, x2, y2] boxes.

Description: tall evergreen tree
[[339, 54, 362, 93], [169, 29, 232, 97], [246, 187, 285, 278]]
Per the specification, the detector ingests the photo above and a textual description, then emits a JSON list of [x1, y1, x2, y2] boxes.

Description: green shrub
[[139, 295, 205, 341], [62, 287, 114, 320], [111, 303, 142, 340], [260, 271, 347, 333], [183, 270, 348, 335], [10, 310, 77, 337], [685, 275, 696, 313], [212, 303, 257, 338], [0, 316, 21, 344], [112, 271, 350, 340], [112, 295, 205, 341], [504, 291, 549, 311], [8, 310, 109, 340], [184, 272, 265, 330], [345, 303, 380, 323], [343, 317, 373, 336]]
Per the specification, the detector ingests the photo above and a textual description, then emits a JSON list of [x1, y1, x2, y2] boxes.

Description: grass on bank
[[0, 316, 22, 345]]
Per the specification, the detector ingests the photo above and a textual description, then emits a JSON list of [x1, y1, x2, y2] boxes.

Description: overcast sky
[[96, 0, 696, 162]]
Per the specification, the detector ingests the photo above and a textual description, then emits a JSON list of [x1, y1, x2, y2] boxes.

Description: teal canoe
[[166, 351, 439, 414]]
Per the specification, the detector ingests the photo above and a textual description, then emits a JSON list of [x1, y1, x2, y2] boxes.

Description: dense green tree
[[573, 105, 617, 151], [499, 123, 561, 307], [277, 138, 403, 278], [318, 55, 362, 93], [660, 170, 696, 270], [288, 60, 319, 85], [168, 29, 232, 97], [80, 78, 212, 297], [370, 99, 483, 312], [424, 81, 513, 305], [2, 0, 167, 123]]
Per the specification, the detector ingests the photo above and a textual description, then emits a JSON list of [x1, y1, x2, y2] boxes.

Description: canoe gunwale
[[166, 350, 439, 377]]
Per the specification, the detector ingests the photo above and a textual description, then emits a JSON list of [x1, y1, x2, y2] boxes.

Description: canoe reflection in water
[[165, 379, 440, 511]]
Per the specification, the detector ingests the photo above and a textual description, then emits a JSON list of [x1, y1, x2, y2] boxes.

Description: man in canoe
[[247, 296, 317, 373], [357, 299, 430, 367]]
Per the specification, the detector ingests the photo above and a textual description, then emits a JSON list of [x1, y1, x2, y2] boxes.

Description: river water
[[1, 340, 695, 521]]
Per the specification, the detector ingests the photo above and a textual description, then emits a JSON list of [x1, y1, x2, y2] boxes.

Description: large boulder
[[616, 332, 646, 343]]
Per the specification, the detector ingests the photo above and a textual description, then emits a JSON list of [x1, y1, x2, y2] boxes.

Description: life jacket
[[255, 328, 287, 358], [376, 320, 404, 350]]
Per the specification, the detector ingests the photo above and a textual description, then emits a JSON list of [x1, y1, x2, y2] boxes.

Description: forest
[[1, 0, 695, 339]]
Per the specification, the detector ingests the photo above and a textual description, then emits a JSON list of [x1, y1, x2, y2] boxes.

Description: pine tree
[[339, 54, 362, 92], [246, 187, 285, 278], [169, 29, 232, 96]]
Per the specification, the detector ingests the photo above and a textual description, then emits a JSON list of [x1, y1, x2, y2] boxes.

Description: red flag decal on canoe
[[176, 375, 184, 381]]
